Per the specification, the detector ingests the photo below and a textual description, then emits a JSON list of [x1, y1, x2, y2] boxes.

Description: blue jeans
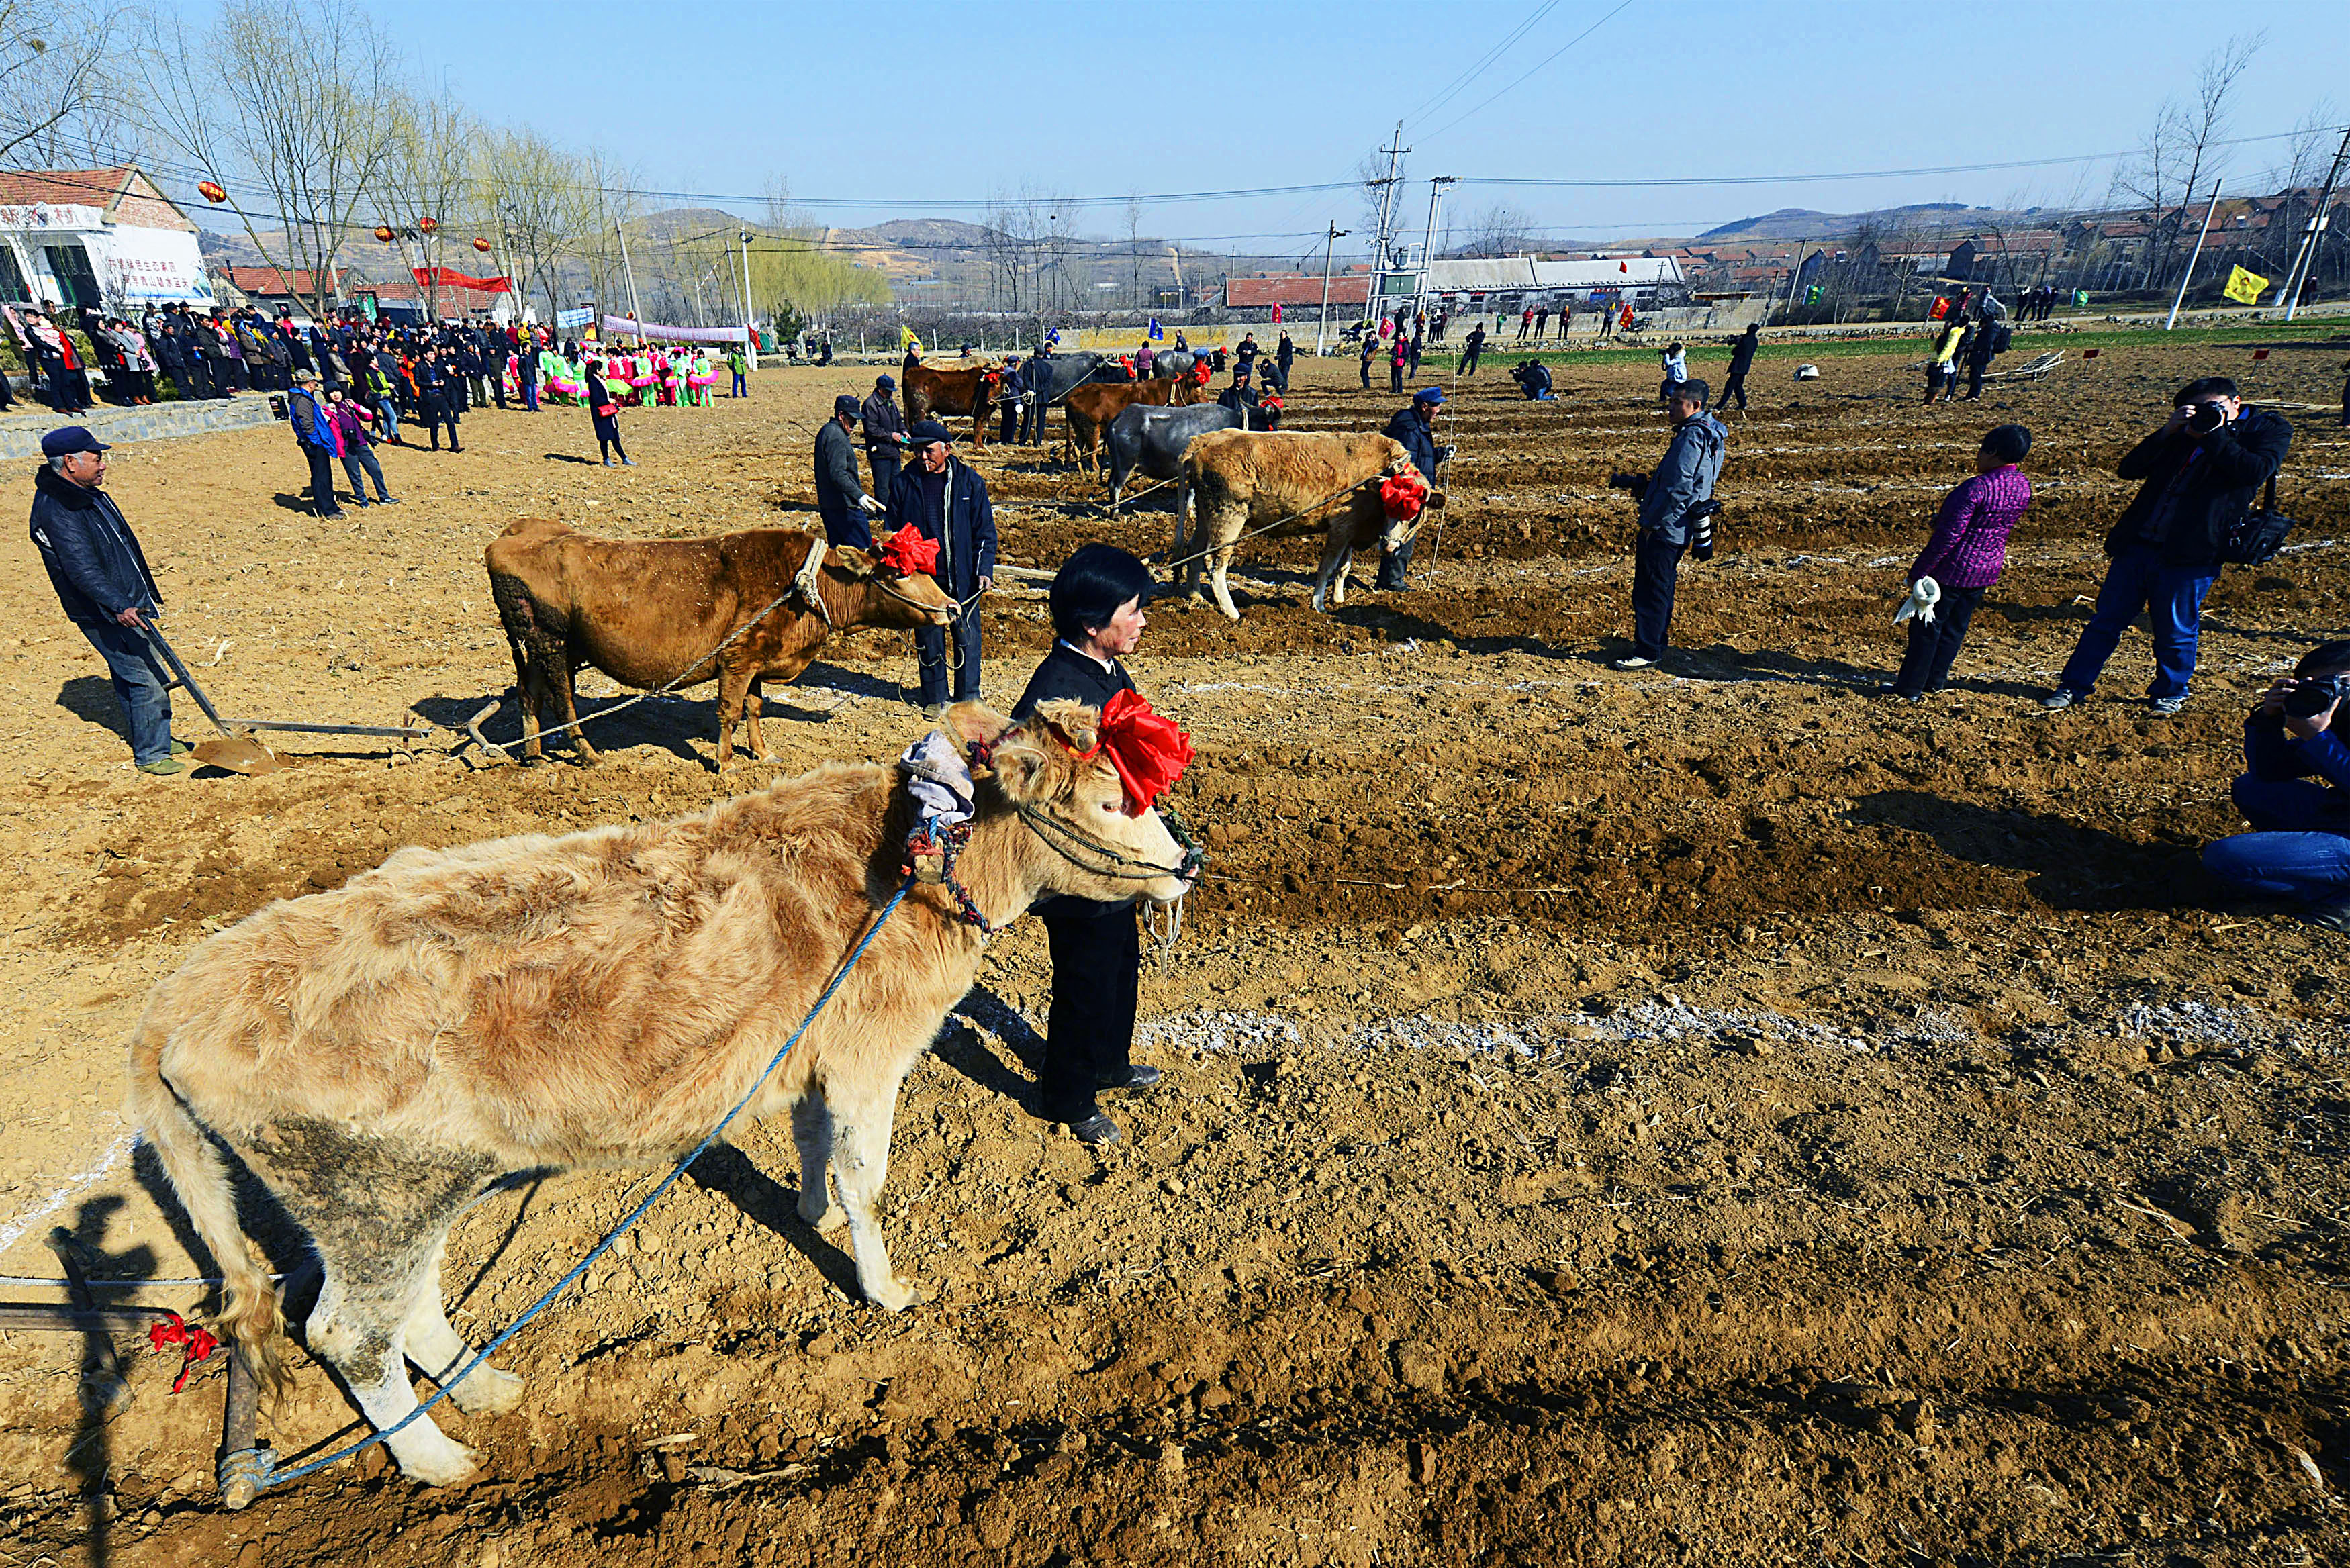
[[523, 379, 538, 411], [77, 619, 174, 764], [2058, 543, 2216, 699], [730, 371, 747, 397], [2201, 776, 2350, 905], [375, 395, 400, 441]]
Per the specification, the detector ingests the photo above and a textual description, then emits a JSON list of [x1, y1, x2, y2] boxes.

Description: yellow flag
[[899, 326, 919, 348], [2223, 264, 2269, 305]]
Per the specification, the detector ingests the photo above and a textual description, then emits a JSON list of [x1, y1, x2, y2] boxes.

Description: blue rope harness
[[226, 881, 912, 1501]]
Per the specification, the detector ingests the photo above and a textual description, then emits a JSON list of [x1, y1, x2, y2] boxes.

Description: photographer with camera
[[2202, 640, 2350, 929], [2042, 377, 2291, 716], [1611, 379, 1726, 671]]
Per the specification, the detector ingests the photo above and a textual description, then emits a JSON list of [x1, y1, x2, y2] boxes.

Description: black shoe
[[2300, 899, 2350, 933], [1097, 1065, 1162, 1091], [1068, 1114, 1123, 1146]]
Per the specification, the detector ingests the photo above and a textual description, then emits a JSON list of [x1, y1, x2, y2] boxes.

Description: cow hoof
[[399, 1438, 481, 1488], [444, 1363, 525, 1416], [868, 1277, 926, 1313], [798, 1197, 846, 1234]]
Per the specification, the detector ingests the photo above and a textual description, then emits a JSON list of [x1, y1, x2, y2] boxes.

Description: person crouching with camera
[[2042, 377, 2290, 716], [2202, 640, 2350, 930]]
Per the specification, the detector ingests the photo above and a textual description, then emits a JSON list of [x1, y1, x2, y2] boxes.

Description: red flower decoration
[[877, 528, 938, 577], [149, 1310, 219, 1394], [1084, 689, 1194, 813], [1380, 467, 1431, 521]]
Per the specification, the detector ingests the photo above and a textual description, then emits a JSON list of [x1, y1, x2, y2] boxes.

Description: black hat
[[41, 426, 109, 459], [875, 373, 896, 389], [833, 393, 861, 415], [908, 419, 955, 446]]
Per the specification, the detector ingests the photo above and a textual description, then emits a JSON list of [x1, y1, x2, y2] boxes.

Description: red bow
[[1381, 467, 1431, 522], [1076, 689, 1193, 813], [149, 1311, 219, 1394], [1190, 360, 1210, 386], [877, 528, 939, 577]]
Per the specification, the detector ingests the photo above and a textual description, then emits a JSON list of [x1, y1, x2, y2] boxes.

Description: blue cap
[[1413, 387, 1445, 405], [41, 426, 109, 458], [875, 373, 896, 389]]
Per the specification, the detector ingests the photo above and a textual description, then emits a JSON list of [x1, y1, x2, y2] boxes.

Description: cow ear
[[830, 546, 875, 577], [943, 700, 1013, 759], [1035, 697, 1099, 755]]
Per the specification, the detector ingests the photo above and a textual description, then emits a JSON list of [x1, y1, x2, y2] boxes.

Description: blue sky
[[391, 0, 2340, 260]]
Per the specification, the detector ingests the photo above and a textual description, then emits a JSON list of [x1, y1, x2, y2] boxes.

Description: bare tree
[[0, 0, 135, 170], [476, 127, 581, 327], [2116, 33, 2265, 289], [138, 0, 402, 321], [1458, 201, 1537, 256], [376, 87, 479, 324]]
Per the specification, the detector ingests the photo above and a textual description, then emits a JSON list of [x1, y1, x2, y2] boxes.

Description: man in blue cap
[[861, 372, 906, 499], [886, 420, 994, 715], [1379, 387, 1454, 589], [814, 393, 885, 549], [28, 426, 189, 775]]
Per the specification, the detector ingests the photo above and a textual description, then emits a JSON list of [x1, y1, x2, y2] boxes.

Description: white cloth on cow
[[898, 730, 974, 832], [1893, 575, 1941, 626]]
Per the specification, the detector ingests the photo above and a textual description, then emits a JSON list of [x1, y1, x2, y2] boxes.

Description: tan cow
[[1172, 430, 1446, 620], [485, 520, 954, 767], [1062, 375, 1208, 475], [126, 700, 1196, 1487], [902, 362, 1002, 447]]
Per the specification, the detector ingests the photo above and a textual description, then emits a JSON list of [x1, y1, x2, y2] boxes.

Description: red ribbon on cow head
[[1066, 689, 1194, 814], [1380, 467, 1431, 522], [876, 528, 939, 578], [1190, 360, 1210, 386], [982, 369, 1002, 389]]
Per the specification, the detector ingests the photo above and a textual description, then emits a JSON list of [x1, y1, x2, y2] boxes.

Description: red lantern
[[196, 179, 226, 204], [418, 216, 438, 232], [373, 225, 394, 243], [472, 236, 491, 253]]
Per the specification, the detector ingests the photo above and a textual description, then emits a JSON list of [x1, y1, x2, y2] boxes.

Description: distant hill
[[1697, 203, 2000, 242]]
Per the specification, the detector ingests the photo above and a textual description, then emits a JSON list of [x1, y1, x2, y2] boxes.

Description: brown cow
[[126, 699, 1198, 1485], [1062, 375, 1208, 475], [902, 362, 1002, 446], [485, 520, 954, 767], [1172, 431, 1446, 621]]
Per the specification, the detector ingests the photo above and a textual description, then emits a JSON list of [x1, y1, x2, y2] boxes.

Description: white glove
[[1893, 576, 1941, 626], [858, 493, 884, 514]]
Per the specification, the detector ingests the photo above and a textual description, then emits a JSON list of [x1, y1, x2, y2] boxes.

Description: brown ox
[[1172, 431, 1447, 621], [126, 700, 1196, 1486], [902, 362, 1002, 446], [485, 520, 954, 767], [1062, 375, 1207, 475]]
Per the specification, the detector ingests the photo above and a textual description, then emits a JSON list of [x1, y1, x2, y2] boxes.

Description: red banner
[[411, 267, 511, 293]]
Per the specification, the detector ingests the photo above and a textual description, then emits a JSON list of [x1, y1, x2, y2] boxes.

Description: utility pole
[[1420, 176, 1456, 326], [2282, 126, 2350, 322], [1366, 121, 1409, 330], [616, 215, 645, 344], [739, 230, 757, 361], [2166, 181, 2224, 330], [1315, 222, 1350, 356]]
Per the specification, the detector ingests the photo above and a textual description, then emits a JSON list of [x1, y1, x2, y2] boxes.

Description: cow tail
[[126, 1027, 292, 1402]]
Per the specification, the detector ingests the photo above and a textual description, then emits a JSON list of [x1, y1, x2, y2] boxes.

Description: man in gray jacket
[[1616, 380, 1726, 669], [814, 393, 886, 549]]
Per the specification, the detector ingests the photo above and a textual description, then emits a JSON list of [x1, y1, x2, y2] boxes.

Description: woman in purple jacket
[[1885, 424, 2033, 701]]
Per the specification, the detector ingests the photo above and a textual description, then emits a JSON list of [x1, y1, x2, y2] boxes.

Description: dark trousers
[[594, 414, 627, 463], [181, 358, 209, 399], [1040, 908, 1139, 1124], [300, 443, 342, 516], [1460, 346, 1481, 376], [2203, 777, 2350, 905], [915, 610, 980, 707], [999, 397, 1019, 444], [1377, 528, 1416, 591], [77, 618, 173, 765], [341, 444, 390, 501], [2058, 543, 2216, 700], [730, 370, 747, 397], [1965, 360, 1989, 399], [522, 378, 538, 411], [1720, 370, 1748, 410], [1891, 583, 1985, 697], [1359, 357, 1372, 388], [1631, 532, 1688, 659], [869, 450, 900, 499], [1389, 361, 1404, 393]]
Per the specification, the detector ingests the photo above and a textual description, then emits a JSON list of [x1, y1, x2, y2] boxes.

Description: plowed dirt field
[[3, 326, 2349, 1567]]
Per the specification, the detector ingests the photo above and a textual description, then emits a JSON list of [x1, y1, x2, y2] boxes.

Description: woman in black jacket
[[1009, 544, 1162, 1146]]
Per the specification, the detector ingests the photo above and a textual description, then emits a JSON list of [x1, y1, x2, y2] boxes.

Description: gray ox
[[1103, 401, 1280, 510]]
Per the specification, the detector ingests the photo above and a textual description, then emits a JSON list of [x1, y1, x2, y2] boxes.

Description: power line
[[1421, 0, 1637, 142], [1400, 0, 1566, 130]]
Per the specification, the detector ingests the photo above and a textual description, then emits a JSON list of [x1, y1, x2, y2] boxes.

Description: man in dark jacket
[[861, 373, 906, 498], [1008, 542, 1163, 1145], [814, 393, 884, 548], [2047, 378, 2292, 714], [1615, 381, 1727, 670], [1460, 322, 1486, 377], [2202, 638, 2350, 928], [886, 420, 994, 712], [1721, 322, 1760, 412], [996, 357, 1026, 446], [29, 426, 187, 774], [286, 372, 346, 518], [153, 320, 192, 401], [1378, 388, 1452, 590], [1962, 313, 2002, 400]]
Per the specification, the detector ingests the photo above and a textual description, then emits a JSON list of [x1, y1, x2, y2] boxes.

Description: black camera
[[2285, 675, 2348, 720], [2183, 400, 2227, 436]]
